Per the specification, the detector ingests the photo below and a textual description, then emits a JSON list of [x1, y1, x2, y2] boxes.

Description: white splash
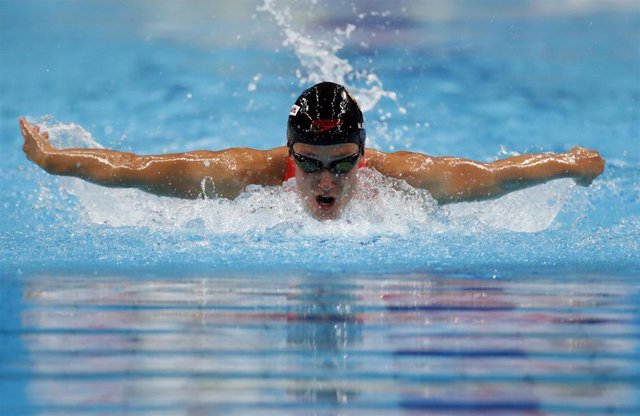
[[258, 0, 404, 115], [444, 179, 575, 233], [36, 120, 574, 236]]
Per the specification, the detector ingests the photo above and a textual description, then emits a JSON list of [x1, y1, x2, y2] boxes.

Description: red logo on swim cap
[[311, 119, 342, 133]]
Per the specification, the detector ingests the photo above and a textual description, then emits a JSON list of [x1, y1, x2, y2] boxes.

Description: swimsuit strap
[[283, 157, 297, 182], [283, 157, 366, 182]]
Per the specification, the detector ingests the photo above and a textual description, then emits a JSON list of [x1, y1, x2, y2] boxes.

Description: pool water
[[1, 0, 639, 414], [2, 272, 638, 414]]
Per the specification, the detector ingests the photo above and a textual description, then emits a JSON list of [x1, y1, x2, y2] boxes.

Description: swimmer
[[20, 82, 605, 220]]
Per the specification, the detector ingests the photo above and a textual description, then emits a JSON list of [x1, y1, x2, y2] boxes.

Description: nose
[[317, 170, 335, 192]]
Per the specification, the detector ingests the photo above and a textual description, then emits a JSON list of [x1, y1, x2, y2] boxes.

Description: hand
[[567, 146, 605, 186], [20, 117, 55, 167]]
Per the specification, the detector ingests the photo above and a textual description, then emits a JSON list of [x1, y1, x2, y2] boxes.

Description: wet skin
[[19, 117, 605, 222], [291, 143, 361, 220]]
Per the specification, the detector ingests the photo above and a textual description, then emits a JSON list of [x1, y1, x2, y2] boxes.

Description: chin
[[312, 210, 340, 221]]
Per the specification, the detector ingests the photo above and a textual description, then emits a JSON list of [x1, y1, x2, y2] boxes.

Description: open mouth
[[316, 195, 336, 209]]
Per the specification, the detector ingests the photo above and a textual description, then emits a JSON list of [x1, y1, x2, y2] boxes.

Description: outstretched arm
[[367, 146, 605, 204], [20, 118, 288, 199]]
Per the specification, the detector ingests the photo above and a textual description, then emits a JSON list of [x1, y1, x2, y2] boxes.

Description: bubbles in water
[[247, 73, 262, 92]]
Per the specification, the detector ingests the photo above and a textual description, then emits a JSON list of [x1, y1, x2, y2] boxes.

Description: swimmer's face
[[291, 143, 361, 220]]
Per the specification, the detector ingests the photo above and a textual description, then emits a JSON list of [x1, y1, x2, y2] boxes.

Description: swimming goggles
[[291, 151, 360, 175]]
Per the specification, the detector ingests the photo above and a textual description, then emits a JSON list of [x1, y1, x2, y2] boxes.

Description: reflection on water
[[2, 273, 637, 414], [284, 281, 364, 406]]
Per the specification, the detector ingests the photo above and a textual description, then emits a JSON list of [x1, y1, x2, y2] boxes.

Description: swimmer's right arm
[[20, 118, 288, 199]]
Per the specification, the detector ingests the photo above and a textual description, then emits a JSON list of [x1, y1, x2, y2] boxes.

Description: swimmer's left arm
[[367, 147, 605, 204]]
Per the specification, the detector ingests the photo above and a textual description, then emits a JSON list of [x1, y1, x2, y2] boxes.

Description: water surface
[[1, 0, 639, 414]]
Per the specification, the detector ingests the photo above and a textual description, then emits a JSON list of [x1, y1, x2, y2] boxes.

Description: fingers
[[23, 142, 33, 161], [19, 117, 35, 131], [569, 146, 603, 165], [20, 118, 34, 159], [19, 118, 39, 140], [19, 118, 50, 142], [569, 146, 592, 159], [19, 117, 48, 163], [19, 118, 30, 137], [574, 148, 605, 187], [563, 145, 605, 187]]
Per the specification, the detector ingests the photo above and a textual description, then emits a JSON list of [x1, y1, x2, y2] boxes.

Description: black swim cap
[[287, 82, 366, 152]]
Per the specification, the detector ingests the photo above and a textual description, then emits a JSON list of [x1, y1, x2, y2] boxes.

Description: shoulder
[[229, 146, 289, 186], [364, 148, 437, 176], [187, 146, 287, 160], [179, 146, 289, 187]]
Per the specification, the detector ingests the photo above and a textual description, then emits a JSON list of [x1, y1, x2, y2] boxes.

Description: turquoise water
[[1, 0, 639, 414]]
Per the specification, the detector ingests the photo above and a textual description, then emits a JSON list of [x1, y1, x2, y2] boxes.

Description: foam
[[259, 0, 405, 115], [38, 119, 573, 236]]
